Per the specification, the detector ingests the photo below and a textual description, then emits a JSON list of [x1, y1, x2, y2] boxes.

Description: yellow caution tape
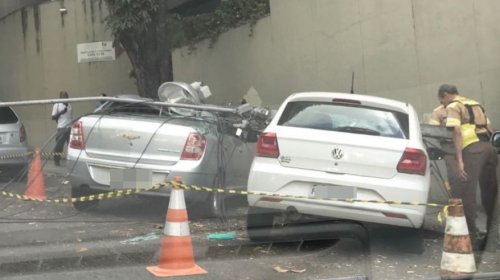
[[1, 180, 446, 208], [0, 151, 34, 160], [170, 182, 444, 207], [444, 181, 451, 192], [40, 152, 66, 159], [437, 205, 449, 224], [0, 151, 65, 160]]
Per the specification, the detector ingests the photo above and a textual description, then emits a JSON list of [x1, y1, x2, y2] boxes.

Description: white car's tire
[[391, 225, 424, 254]]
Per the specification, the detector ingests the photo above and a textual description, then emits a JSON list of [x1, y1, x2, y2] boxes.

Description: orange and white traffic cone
[[24, 148, 46, 201], [440, 198, 476, 277], [146, 181, 207, 277]]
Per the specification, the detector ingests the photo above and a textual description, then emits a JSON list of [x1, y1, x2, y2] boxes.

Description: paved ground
[[0, 159, 499, 279]]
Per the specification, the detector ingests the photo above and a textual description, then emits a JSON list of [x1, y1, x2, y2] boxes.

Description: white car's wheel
[[392, 225, 424, 254]]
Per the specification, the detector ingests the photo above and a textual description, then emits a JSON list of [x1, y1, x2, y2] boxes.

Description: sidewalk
[[41, 159, 67, 178]]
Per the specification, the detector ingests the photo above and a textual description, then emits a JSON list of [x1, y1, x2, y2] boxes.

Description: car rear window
[[104, 102, 166, 116], [0, 107, 19, 124], [277, 101, 409, 139]]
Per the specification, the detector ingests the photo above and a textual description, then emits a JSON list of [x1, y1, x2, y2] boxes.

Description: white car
[[246, 92, 430, 249]]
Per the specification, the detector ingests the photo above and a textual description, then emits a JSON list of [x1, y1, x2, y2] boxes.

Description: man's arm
[[486, 117, 493, 135], [452, 126, 463, 164], [51, 104, 67, 121], [446, 101, 468, 180], [452, 125, 468, 180]]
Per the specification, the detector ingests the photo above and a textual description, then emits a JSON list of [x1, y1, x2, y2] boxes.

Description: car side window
[[105, 102, 166, 116]]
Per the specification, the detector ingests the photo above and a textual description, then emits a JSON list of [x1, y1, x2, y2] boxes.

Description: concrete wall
[[2, 0, 500, 149], [0, 0, 135, 148], [0, 0, 47, 19], [172, 0, 500, 129]]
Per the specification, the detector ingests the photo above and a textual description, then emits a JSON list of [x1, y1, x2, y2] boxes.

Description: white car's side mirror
[[491, 131, 500, 154]]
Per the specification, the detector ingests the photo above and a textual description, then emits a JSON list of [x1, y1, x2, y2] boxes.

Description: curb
[[0, 239, 168, 276]]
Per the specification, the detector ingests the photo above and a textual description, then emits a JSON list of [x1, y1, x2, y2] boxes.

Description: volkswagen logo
[[331, 148, 344, 160]]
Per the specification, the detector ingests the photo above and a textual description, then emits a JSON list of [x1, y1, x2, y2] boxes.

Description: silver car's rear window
[[0, 107, 19, 124], [104, 102, 164, 115], [277, 101, 409, 139]]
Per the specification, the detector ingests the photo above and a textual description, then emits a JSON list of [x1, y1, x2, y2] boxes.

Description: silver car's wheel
[[208, 191, 223, 217], [71, 185, 99, 211], [188, 192, 223, 218], [246, 207, 277, 242]]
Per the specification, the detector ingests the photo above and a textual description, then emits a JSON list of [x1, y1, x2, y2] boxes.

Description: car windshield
[[278, 101, 409, 138], [1, 1, 499, 280]]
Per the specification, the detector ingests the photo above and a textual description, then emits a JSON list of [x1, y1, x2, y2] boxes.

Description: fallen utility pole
[[0, 97, 238, 114]]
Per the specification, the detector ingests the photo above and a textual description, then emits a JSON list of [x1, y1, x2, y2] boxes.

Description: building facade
[[1, 0, 500, 148], [173, 0, 500, 129]]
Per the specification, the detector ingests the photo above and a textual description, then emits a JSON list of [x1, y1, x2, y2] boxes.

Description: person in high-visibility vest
[[438, 84, 498, 252]]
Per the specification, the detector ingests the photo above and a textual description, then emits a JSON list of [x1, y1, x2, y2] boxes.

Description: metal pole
[[0, 97, 238, 114]]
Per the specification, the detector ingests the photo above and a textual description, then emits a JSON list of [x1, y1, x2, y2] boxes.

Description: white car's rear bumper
[[247, 157, 430, 228]]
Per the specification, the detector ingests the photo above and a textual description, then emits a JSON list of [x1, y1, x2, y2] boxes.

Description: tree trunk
[[111, 2, 173, 99]]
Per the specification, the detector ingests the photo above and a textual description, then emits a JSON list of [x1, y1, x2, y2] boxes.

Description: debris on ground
[[207, 232, 237, 240], [273, 265, 306, 273], [120, 232, 160, 245]]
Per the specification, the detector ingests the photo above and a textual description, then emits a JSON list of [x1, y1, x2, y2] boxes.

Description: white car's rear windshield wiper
[[334, 126, 381, 136]]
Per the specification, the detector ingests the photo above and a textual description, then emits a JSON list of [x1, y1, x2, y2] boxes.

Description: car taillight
[[19, 125, 26, 143], [332, 98, 361, 105], [256, 132, 279, 158], [397, 148, 427, 175], [180, 132, 206, 160], [70, 121, 85, 150]]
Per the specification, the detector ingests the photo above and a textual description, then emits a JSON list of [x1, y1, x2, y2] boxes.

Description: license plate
[[309, 184, 355, 199], [110, 168, 152, 190]]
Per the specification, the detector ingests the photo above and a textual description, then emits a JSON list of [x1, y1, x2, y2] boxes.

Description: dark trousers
[[53, 127, 70, 163], [451, 141, 499, 248], [442, 143, 461, 198]]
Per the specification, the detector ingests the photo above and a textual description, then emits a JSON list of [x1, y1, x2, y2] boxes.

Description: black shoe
[[471, 231, 486, 251], [483, 237, 499, 253]]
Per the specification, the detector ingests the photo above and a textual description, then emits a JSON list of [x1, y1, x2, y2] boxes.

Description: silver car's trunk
[[0, 122, 22, 145], [82, 115, 195, 166]]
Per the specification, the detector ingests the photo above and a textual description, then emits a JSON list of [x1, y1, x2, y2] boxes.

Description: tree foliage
[[170, 0, 270, 49], [105, 0, 165, 39], [104, 0, 270, 98]]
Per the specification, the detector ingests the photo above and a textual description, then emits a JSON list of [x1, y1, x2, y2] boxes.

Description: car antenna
[[350, 72, 355, 94]]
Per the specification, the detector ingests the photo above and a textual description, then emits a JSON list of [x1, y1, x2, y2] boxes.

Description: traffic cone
[[146, 179, 207, 277], [24, 148, 46, 201], [440, 198, 476, 277]]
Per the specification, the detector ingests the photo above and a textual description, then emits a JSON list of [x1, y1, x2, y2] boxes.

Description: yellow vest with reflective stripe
[[447, 97, 484, 148], [460, 123, 479, 148]]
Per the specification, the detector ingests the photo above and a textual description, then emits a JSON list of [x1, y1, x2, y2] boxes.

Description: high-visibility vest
[[447, 97, 488, 148]]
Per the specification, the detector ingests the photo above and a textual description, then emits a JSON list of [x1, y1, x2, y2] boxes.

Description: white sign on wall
[[77, 41, 115, 63]]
